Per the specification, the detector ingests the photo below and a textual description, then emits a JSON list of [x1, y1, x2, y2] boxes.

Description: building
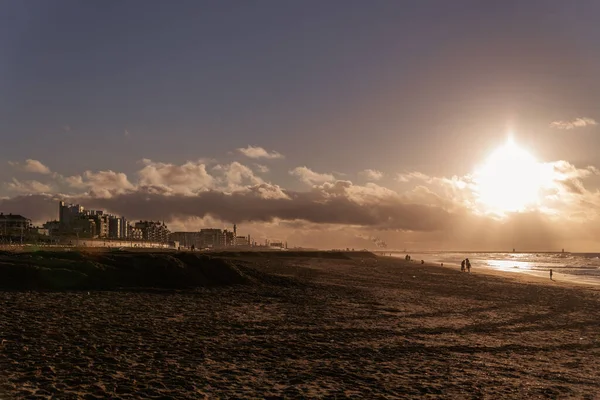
[[108, 216, 121, 239], [0, 213, 32, 240], [54, 200, 141, 241], [43, 220, 60, 237], [58, 201, 103, 238], [236, 236, 250, 246], [71, 217, 97, 238], [80, 210, 108, 238], [134, 221, 170, 243], [119, 217, 129, 239], [198, 228, 226, 248], [224, 229, 235, 247], [94, 214, 109, 238], [170, 232, 199, 248], [59, 201, 84, 230], [129, 226, 143, 240]]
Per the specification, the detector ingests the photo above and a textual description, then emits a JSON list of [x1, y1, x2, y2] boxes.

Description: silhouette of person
[[550, 269, 553, 280]]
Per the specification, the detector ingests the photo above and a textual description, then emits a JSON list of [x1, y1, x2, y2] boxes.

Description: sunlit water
[[391, 252, 600, 285]]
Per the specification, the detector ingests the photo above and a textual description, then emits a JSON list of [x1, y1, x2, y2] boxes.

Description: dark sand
[[1, 252, 600, 399]]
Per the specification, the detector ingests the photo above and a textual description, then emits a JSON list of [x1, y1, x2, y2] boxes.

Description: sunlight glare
[[474, 139, 549, 214]]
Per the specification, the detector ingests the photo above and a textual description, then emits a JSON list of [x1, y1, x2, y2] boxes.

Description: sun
[[474, 139, 548, 214]]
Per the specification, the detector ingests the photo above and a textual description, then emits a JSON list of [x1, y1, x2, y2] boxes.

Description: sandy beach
[[1, 251, 600, 399]]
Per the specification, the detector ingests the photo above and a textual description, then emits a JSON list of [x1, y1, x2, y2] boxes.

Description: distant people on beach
[[405, 255, 411, 261], [460, 258, 471, 273], [550, 269, 553, 280]]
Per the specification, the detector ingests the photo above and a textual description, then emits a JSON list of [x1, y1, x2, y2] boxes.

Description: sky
[[2, 0, 600, 250]]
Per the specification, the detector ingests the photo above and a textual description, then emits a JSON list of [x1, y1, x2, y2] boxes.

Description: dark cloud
[[0, 195, 60, 222], [0, 192, 587, 251], [0, 183, 460, 232], [0, 177, 596, 251], [84, 186, 459, 232]]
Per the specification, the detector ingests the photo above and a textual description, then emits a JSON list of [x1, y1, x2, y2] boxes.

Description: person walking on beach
[[550, 269, 553, 280], [461, 259, 465, 272], [466, 258, 471, 273]]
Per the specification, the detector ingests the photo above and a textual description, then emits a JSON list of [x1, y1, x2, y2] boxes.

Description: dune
[[0, 251, 250, 290]]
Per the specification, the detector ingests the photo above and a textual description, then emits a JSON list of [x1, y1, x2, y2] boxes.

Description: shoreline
[[384, 254, 600, 288], [448, 261, 600, 288]]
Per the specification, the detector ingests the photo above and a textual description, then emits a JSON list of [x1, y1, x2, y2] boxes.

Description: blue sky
[[2, 1, 600, 249]]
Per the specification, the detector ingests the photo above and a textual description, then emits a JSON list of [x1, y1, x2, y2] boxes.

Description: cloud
[[237, 145, 284, 159], [254, 164, 270, 173], [396, 171, 431, 183], [74, 181, 459, 232], [549, 117, 598, 130], [550, 160, 599, 180], [65, 170, 135, 198], [289, 166, 335, 185], [137, 159, 215, 195], [212, 162, 264, 191], [8, 159, 51, 175], [5, 179, 53, 194], [359, 169, 383, 181], [0, 176, 463, 233]]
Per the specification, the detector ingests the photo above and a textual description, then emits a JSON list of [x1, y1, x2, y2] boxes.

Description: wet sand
[[432, 257, 600, 287], [1, 254, 600, 398]]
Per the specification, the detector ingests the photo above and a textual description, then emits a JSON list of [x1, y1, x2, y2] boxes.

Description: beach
[[1, 252, 600, 398]]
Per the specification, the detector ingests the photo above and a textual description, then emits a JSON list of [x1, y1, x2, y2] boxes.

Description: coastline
[[432, 259, 600, 288], [389, 253, 600, 288]]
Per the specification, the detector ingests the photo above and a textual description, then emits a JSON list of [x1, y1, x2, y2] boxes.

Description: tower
[[233, 224, 237, 236], [59, 201, 65, 224]]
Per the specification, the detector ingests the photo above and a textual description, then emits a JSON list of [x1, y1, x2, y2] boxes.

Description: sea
[[393, 252, 600, 285]]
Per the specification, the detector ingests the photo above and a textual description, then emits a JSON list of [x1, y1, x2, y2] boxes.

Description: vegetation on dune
[[0, 252, 248, 290], [0, 250, 377, 290]]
